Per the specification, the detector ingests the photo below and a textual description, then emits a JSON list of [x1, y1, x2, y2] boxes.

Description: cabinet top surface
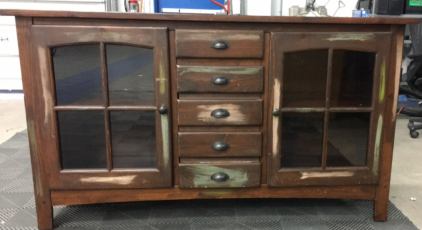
[[0, 9, 419, 25]]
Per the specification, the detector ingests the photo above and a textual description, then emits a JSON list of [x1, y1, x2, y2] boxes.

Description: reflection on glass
[[281, 113, 324, 168], [330, 50, 375, 107], [283, 49, 328, 108], [52, 45, 103, 106], [327, 113, 370, 167], [58, 111, 107, 169], [107, 45, 155, 106], [111, 111, 157, 168]]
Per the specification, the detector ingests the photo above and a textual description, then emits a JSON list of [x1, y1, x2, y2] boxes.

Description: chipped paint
[[294, 108, 316, 113], [379, 59, 386, 103], [63, 31, 135, 43], [80, 175, 136, 185], [158, 52, 166, 95], [189, 166, 248, 188], [197, 104, 248, 123], [300, 171, 354, 179], [178, 66, 262, 76], [325, 33, 375, 42], [27, 120, 43, 197], [201, 190, 233, 195], [272, 79, 281, 157], [38, 47, 53, 126], [161, 114, 170, 168], [181, 33, 261, 42], [373, 115, 383, 175]]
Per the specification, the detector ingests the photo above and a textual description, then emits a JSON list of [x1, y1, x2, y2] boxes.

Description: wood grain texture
[[374, 25, 406, 222], [178, 100, 263, 126], [1, 9, 418, 24], [179, 162, 261, 188], [30, 25, 173, 190], [267, 31, 391, 188], [175, 30, 264, 58], [177, 65, 264, 93], [178, 132, 262, 157], [16, 16, 53, 230], [51, 185, 376, 206]]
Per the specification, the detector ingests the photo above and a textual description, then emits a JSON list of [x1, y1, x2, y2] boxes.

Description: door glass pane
[[327, 113, 370, 167], [106, 45, 155, 106], [111, 111, 157, 169], [281, 113, 325, 168], [58, 111, 107, 169], [52, 44, 103, 106], [330, 50, 375, 107], [283, 49, 328, 108]]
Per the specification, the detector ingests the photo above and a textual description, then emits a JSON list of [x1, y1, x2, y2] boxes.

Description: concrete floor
[[0, 95, 421, 229]]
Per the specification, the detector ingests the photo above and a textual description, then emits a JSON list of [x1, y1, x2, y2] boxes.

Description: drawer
[[178, 100, 263, 126], [177, 65, 264, 93], [178, 132, 262, 157], [175, 30, 264, 58], [179, 161, 261, 188]]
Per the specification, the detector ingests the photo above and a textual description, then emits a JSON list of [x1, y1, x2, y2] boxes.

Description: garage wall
[[0, 0, 106, 91]]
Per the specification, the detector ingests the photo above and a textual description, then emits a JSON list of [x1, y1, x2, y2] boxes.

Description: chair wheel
[[408, 121, 415, 130], [410, 131, 419, 138]]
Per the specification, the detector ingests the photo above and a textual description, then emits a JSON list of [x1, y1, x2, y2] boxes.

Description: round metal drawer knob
[[211, 172, 229, 182]]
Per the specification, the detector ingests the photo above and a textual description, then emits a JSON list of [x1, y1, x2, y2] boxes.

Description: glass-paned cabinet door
[[31, 26, 171, 189], [268, 32, 391, 187]]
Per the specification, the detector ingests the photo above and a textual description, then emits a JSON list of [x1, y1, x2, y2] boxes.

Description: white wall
[[282, 0, 358, 17], [241, 0, 358, 17]]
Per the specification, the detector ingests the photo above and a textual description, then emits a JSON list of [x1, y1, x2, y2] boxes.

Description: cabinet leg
[[374, 189, 389, 222], [35, 194, 53, 230]]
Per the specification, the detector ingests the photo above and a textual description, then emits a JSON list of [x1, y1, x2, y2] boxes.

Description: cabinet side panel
[[16, 16, 53, 230], [374, 25, 406, 221]]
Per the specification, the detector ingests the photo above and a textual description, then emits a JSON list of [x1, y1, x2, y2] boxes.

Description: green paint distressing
[[202, 190, 233, 195], [373, 115, 383, 176], [379, 59, 386, 103], [161, 115, 170, 168], [190, 166, 248, 188], [325, 33, 374, 42], [179, 66, 261, 76], [159, 61, 166, 95]]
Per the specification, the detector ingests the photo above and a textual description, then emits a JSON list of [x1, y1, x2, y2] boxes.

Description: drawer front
[[179, 163, 261, 188], [175, 30, 264, 58], [177, 66, 264, 93], [178, 132, 262, 157], [178, 100, 263, 126]]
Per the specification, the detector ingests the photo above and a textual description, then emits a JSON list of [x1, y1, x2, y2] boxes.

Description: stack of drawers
[[175, 30, 265, 188]]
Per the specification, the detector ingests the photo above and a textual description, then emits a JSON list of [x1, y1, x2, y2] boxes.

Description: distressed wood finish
[[175, 30, 264, 58], [179, 162, 261, 188], [31, 26, 172, 190], [51, 185, 377, 206], [178, 100, 263, 126], [268, 32, 391, 187], [178, 132, 262, 157], [177, 65, 264, 93], [3, 9, 413, 229]]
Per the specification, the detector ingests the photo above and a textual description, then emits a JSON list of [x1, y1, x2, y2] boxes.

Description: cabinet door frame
[[31, 25, 172, 189], [268, 32, 392, 187]]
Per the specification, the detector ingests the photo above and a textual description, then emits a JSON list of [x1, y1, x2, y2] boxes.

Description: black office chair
[[399, 22, 422, 138]]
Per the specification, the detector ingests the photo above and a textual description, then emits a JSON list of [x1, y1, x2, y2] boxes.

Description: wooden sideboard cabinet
[[0, 9, 418, 230]]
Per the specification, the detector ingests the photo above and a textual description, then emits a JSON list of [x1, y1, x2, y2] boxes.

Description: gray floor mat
[[0, 131, 418, 230]]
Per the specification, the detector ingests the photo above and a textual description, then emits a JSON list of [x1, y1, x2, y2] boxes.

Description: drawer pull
[[158, 106, 168, 114], [211, 172, 229, 182], [210, 40, 230, 50], [272, 109, 281, 116], [211, 141, 230, 151], [211, 76, 230, 85], [211, 109, 230, 118]]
